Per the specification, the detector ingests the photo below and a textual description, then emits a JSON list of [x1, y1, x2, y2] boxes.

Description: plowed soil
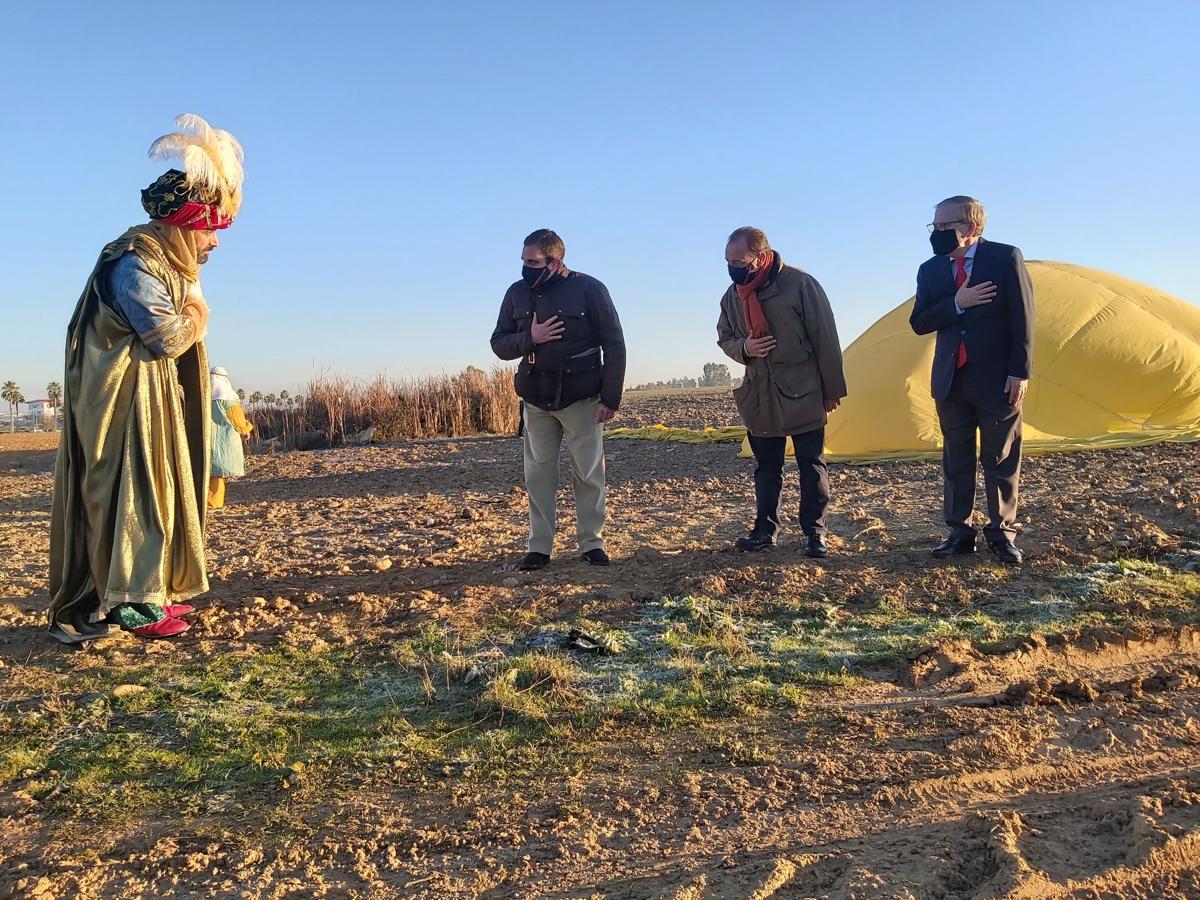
[[2, 393, 1199, 899]]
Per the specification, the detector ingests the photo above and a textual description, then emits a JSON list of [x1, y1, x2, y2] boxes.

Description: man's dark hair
[[726, 226, 770, 253], [523, 229, 565, 261]]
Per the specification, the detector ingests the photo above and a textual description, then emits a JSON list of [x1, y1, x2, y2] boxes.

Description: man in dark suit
[[910, 196, 1034, 565]]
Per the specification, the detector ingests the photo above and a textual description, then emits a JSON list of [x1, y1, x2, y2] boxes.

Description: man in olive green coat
[[717, 227, 847, 557]]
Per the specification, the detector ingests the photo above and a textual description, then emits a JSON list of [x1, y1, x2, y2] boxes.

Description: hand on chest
[[533, 293, 587, 329], [943, 258, 1006, 311], [516, 286, 589, 334]]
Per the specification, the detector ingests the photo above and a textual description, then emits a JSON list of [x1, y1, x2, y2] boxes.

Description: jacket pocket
[[772, 360, 819, 400], [771, 362, 825, 433], [510, 303, 533, 359], [562, 345, 601, 375], [732, 378, 766, 432], [558, 346, 602, 407], [514, 359, 535, 398], [510, 296, 534, 326]]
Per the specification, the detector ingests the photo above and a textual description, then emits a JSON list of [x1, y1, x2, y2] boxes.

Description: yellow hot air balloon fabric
[[816, 261, 1200, 463], [609, 262, 1200, 462]]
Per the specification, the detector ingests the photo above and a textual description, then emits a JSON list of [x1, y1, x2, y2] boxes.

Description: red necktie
[[954, 257, 968, 368]]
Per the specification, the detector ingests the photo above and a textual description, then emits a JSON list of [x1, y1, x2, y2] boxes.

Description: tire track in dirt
[[514, 631, 1200, 898]]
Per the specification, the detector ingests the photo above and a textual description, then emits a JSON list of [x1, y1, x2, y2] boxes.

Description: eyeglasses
[[926, 220, 966, 233]]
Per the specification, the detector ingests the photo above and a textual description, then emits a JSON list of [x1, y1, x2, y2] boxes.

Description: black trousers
[[747, 427, 829, 537], [935, 374, 1022, 542]]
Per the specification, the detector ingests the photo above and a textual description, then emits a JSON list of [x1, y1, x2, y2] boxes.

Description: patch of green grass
[[4, 554, 1194, 826], [479, 651, 592, 723], [390, 620, 463, 665], [2, 644, 484, 819], [607, 670, 716, 726], [1057, 558, 1200, 615]]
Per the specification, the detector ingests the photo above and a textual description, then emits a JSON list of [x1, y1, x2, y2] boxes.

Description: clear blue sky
[[1, 1, 1197, 400]]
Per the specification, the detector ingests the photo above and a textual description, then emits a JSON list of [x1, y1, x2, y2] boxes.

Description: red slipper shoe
[[163, 604, 195, 618], [132, 617, 190, 638]]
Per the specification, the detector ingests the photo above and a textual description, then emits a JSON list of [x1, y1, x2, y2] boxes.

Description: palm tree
[[46, 382, 62, 430], [248, 391, 263, 408], [237, 388, 246, 402], [264, 393, 277, 408], [279, 390, 290, 406], [2, 381, 20, 432]]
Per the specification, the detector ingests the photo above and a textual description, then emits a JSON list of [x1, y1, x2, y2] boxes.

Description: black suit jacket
[[910, 238, 1035, 406]]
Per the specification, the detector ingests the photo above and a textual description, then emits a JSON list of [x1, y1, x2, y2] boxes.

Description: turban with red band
[[141, 169, 234, 231]]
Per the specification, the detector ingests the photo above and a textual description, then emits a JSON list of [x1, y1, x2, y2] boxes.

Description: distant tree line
[[0, 375, 313, 433], [242, 389, 304, 409], [628, 362, 736, 392]]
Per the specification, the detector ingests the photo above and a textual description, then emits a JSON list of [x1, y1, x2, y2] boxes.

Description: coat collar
[[757, 254, 786, 300]]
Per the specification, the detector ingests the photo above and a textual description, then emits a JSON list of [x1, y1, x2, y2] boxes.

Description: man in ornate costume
[[48, 115, 245, 643]]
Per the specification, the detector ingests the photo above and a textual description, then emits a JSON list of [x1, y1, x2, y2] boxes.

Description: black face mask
[[929, 228, 961, 257], [728, 264, 753, 285], [522, 264, 555, 289]]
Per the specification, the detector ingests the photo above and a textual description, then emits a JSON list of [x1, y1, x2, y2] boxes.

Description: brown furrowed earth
[[2, 392, 1200, 899]]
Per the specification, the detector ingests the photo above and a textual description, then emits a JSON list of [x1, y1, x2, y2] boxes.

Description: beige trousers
[[522, 397, 606, 555]]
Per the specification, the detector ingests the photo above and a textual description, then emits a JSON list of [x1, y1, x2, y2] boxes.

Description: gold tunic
[[48, 228, 211, 643]]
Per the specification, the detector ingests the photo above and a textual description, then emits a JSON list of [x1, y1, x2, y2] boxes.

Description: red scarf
[[736, 250, 777, 339]]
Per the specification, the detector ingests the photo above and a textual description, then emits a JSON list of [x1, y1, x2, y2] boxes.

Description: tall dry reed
[[249, 367, 519, 449]]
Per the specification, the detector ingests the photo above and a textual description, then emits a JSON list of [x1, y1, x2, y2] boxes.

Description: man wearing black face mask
[[717, 226, 847, 558], [491, 229, 626, 571], [910, 196, 1035, 565]]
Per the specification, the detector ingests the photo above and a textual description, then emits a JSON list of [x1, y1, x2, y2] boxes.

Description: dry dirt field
[[2, 392, 1200, 899]]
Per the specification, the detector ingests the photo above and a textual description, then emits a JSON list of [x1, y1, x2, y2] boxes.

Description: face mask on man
[[522, 261, 558, 289], [929, 227, 962, 257], [727, 263, 753, 285]]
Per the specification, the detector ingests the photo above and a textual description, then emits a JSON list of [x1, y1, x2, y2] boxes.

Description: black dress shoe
[[735, 531, 774, 552], [804, 535, 829, 558], [989, 539, 1023, 565], [518, 552, 551, 571], [932, 536, 977, 558], [581, 548, 610, 566]]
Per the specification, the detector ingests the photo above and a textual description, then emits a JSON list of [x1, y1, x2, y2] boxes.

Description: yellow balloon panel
[[771, 261, 1200, 462]]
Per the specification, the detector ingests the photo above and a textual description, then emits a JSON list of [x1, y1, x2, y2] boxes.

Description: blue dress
[[210, 399, 247, 477]]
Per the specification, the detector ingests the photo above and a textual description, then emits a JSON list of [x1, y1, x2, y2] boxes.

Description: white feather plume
[[148, 113, 244, 217], [174, 113, 216, 146], [182, 144, 222, 196]]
